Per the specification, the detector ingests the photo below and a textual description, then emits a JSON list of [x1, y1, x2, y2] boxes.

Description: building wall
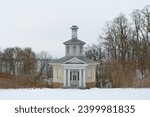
[[52, 64, 97, 88], [65, 45, 83, 56], [53, 64, 64, 83], [86, 65, 96, 83]]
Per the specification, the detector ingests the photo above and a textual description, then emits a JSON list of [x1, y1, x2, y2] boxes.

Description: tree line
[[0, 47, 53, 85], [85, 5, 150, 88]]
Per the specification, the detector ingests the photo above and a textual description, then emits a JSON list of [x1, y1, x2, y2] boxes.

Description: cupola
[[63, 25, 86, 56]]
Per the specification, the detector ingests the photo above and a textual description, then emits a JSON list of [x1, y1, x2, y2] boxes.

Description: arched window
[[73, 46, 76, 54], [67, 46, 69, 54], [80, 46, 82, 54]]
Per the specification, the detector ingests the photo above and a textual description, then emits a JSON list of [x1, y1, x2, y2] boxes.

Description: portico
[[63, 64, 87, 87]]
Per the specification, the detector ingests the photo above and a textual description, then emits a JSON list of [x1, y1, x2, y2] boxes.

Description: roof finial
[[71, 25, 78, 39]]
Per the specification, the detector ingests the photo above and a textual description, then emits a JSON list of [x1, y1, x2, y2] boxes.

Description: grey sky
[[0, 0, 150, 58]]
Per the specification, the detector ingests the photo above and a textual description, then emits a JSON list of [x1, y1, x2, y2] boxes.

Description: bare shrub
[[0, 72, 49, 89]]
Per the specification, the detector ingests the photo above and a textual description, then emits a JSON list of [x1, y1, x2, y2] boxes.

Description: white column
[[83, 69, 86, 87], [68, 69, 70, 87], [79, 69, 82, 87], [63, 69, 66, 87]]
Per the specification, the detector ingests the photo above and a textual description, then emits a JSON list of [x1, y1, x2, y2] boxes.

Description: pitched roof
[[51, 56, 97, 64], [63, 39, 86, 45]]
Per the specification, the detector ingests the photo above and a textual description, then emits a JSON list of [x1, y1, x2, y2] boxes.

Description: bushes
[[0, 73, 49, 89]]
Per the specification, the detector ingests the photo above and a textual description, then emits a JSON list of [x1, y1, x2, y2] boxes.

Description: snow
[[0, 88, 150, 100]]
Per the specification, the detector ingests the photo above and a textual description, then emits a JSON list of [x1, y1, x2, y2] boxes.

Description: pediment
[[64, 57, 86, 64]]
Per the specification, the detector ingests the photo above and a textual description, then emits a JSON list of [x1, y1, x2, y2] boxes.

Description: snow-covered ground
[[0, 88, 150, 100]]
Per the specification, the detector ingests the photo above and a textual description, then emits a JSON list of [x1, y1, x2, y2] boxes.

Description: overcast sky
[[0, 0, 150, 58]]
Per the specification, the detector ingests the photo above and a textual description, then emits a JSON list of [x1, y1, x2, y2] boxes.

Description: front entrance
[[63, 67, 86, 88], [70, 70, 79, 87]]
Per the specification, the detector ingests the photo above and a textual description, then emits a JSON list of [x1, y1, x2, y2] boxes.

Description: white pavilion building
[[51, 25, 97, 88]]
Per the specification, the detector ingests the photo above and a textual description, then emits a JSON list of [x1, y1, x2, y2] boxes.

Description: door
[[70, 70, 79, 87]]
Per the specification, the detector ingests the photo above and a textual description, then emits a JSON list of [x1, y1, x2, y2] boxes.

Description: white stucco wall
[[86, 65, 96, 83], [52, 63, 96, 86], [53, 65, 64, 83], [65, 45, 83, 56]]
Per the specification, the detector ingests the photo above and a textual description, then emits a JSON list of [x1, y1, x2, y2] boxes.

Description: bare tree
[[34, 51, 52, 84], [2, 48, 15, 74], [100, 14, 134, 87]]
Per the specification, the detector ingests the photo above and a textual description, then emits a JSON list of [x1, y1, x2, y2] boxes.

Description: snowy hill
[[0, 88, 150, 100]]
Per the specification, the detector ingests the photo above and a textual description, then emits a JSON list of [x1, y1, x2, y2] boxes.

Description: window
[[73, 46, 76, 54], [70, 71, 72, 80], [67, 46, 69, 54], [78, 71, 79, 80], [80, 46, 82, 54]]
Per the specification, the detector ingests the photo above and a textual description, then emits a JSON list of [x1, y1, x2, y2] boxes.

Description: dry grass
[[108, 59, 134, 88], [0, 72, 49, 89], [134, 78, 150, 88]]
